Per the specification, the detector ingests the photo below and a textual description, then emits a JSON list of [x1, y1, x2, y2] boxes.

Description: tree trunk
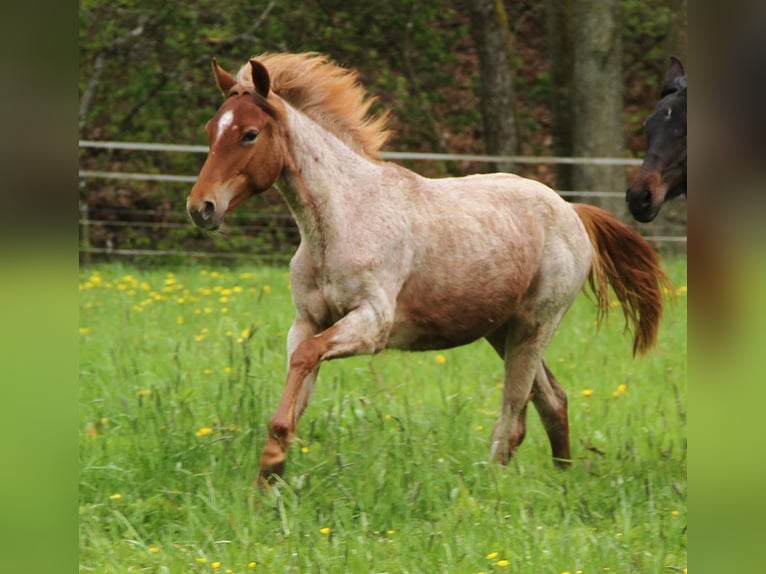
[[545, 0, 575, 191], [466, 0, 519, 173], [571, 0, 625, 212]]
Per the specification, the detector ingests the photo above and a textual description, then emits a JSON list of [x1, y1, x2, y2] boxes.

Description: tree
[[571, 0, 625, 211], [545, 0, 576, 191], [466, 0, 520, 173]]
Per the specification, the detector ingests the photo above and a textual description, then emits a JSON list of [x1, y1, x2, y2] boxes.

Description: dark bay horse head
[[627, 57, 687, 222]]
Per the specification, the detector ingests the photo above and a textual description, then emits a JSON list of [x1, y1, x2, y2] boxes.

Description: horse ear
[[666, 56, 685, 83], [249, 59, 271, 99], [212, 58, 236, 96]]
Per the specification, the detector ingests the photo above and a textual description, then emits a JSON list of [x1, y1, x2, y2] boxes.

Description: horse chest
[[316, 281, 354, 323]]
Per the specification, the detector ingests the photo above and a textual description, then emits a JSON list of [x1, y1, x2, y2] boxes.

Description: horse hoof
[[552, 457, 572, 469], [256, 460, 286, 488]]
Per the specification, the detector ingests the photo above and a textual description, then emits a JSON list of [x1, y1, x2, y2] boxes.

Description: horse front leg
[[257, 300, 393, 485], [257, 317, 319, 485]]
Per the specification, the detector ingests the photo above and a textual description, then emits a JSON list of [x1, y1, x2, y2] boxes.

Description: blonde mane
[[235, 52, 391, 158]]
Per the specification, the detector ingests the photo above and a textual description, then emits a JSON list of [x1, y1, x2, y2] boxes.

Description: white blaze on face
[[214, 110, 235, 143]]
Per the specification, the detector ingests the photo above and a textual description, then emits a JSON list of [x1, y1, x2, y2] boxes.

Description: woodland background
[[78, 0, 687, 262]]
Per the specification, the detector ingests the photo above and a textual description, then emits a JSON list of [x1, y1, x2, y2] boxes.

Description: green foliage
[[79, 1, 684, 257], [79, 258, 687, 572], [622, 0, 674, 78]]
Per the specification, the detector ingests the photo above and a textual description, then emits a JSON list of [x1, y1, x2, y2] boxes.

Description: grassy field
[[79, 256, 686, 573]]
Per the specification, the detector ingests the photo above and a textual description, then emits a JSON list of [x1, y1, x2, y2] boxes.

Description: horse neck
[[276, 103, 383, 245]]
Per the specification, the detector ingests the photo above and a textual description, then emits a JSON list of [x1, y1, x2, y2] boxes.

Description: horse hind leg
[[531, 360, 571, 468], [489, 318, 559, 466]]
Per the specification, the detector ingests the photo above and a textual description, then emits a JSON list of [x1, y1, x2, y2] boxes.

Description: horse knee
[[289, 338, 324, 373]]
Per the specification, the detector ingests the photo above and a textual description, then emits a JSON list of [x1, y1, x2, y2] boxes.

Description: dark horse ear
[[661, 56, 687, 97], [666, 56, 685, 83], [249, 59, 271, 99], [212, 58, 237, 96]]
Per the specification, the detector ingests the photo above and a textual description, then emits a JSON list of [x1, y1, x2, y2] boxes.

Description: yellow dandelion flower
[[384, 414, 393, 421], [203, 368, 212, 375], [248, 562, 257, 569], [195, 427, 213, 437], [196, 557, 207, 563], [435, 354, 447, 364], [617, 384, 627, 393], [109, 493, 122, 500], [177, 316, 185, 325], [262, 284, 272, 295], [211, 562, 221, 570], [149, 546, 159, 553], [677, 285, 687, 295], [582, 389, 593, 397], [486, 552, 499, 560], [612, 391, 620, 398], [100, 417, 109, 424], [224, 367, 232, 374], [671, 510, 680, 517], [233, 286, 243, 293], [195, 335, 206, 342], [137, 389, 150, 397], [320, 527, 331, 535], [79, 327, 90, 335], [241, 328, 251, 339], [301, 446, 310, 454], [496, 560, 510, 567], [476, 424, 484, 431], [386, 529, 395, 535]]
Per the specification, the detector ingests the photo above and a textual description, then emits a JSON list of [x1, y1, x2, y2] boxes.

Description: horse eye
[[241, 130, 259, 144]]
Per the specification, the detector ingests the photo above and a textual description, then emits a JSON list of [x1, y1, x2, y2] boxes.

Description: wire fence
[[79, 140, 686, 263]]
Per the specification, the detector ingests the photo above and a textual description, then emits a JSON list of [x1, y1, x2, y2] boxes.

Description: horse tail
[[573, 203, 671, 355]]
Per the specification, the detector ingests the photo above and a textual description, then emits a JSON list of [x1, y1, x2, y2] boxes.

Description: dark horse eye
[[241, 130, 259, 143]]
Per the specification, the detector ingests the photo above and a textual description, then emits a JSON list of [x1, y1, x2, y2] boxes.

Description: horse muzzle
[[187, 197, 222, 230], [626, 187, 659, 223]]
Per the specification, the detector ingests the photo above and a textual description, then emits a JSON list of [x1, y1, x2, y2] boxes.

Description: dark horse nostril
[[639, 188, 652, 208], [201, 200, 216, 220]]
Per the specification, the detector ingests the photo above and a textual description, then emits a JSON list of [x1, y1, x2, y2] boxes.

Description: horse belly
[[387, 276, 528, 351]]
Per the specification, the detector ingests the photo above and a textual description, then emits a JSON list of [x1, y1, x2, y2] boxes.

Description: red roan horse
[[186, 53, 670, 486], [627, 57, 687, 222]]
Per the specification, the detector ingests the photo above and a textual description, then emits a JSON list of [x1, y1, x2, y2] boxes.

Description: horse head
[[187, 59, 284, 231], [626, 56, 687, 223]]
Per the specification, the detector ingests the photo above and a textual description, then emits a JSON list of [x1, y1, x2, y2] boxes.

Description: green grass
[[79, 257, 686, 573]]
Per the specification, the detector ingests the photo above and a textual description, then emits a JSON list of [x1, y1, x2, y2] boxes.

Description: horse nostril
[[201, 200, 216, 220], [639, 188, 652, 208]]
